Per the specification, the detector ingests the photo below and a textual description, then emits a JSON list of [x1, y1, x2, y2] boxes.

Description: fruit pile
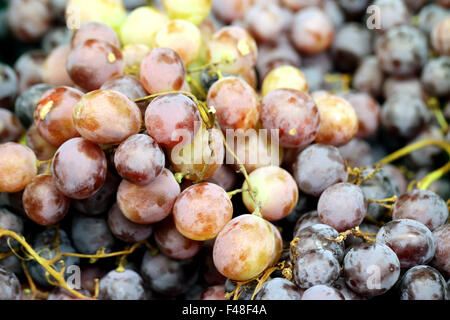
[[0, 0, 449, 301]]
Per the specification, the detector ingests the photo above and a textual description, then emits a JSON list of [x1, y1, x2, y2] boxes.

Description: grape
[[173, 182, 233, 241], [33, 228, 71, 248], [14, 51, 46, 94], [154, 216, 203, 260], [47, 288, 91, 300], [41, 27, 73, 53], [301, 285, 344, 300], [212, 0, 253, 24], [431, 224, 449, 278], [376, 219, 435, 268], [0, 267, 21, 300], [163, 0, 211, 25], [0, 143, 37, 193], [408, 126, 444, 168], [140, 250, 199, 296], [206, 165, 237, 192], [99, 269, 145, 300], [71, 22, 120, 48], [107, 203, 153, 243], [0, 254, 22, 276], [392, 190, 448, 231], [14, 83, 53, 128], [291, 224, 345, 262], [260, 89, 320, 149], [338, 139, 374, 168], [114, 134, 165, 185], [206, 76, 259, 131], [372, 0, 410, 32], [382, 77, 427, 101], [383, 164, 407, 195], [71, 214, 115, 254], [202, 243, 227, 286], [119, 6, 168, 48], [0, 63, 18, 109], [261, 65, 308, 97], [22, 174, 70, 226], [290, 7, 334, 55], [117, 168, 180, 224], [145, 93, 201, 149], [73, 89, 142, 145], [431, 17, 450, 56], [140, 48, 186, 95], [206, 26, 258, 75], [332, 277, 365, 300], [343, 242, 400, 296], [318, 183, 366, 232], [293, 210, 321, 236], [169, 126, 224, 182], [121, 44, 151, 78], [72, 169, 120, 216], [293, 249, 340, 289], [245, 3, 289, 44], [254, 278, 302, 300], [51, 137, 107, 199], [0, 109, 24, 143], [340, 92, 381, 139], [42, 45, 74, 87], [0, 208, 24, 253], [80, 265, 107, 296], [200, 285, 226, 300], [224, 278, 258, 300], [417, 4, 449, 35], [293, 144, 348, 197], [400, 265, 447, 300], [376, 25, 428, 77], [66, 39, 124, 92], [352, 56, 384, 98], [6, 0, 51, 42], [34, 86, 83, 147], [421, 57, 450, 97], [213, 214, 276, 281], [242, 166, 298, 221], [337, 0, 369, 16], [155, 20, 202, 65], [312, 91, 358, 147], [281, 0, 324, 11]]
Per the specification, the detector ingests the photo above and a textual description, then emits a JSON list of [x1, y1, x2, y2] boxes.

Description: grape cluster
[[0, 0, 449, 301]]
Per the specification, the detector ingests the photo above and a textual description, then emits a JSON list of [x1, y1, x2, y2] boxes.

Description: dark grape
[[0, 109, 24, 143], [399, 265, 448, 300], [99, 269, 145, 300], [293, 210, 321, 236], [71, 214, 115, 254], [107, 203, 153, 243], [14, 83, 54, 128], [0, 208, 24, 253], [431, 224, 449, 278], [14, 51, 47, 94], [0, 267, 21, 300], [254, 278, 302, 300], [332, 277, 365, 300], [338, 138, 374, 168], [0, 63, 18, 109], [301, 285, 344, 300]]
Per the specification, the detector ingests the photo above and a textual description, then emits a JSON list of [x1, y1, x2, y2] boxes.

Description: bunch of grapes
[[0, 0, 449, 301]]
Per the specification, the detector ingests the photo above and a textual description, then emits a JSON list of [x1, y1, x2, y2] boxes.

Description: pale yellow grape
[[262, 65, 308, 97], [155, 20, 202, 65], [120, 7, 168, 47], [163, 0, 212, 25], [66, 0, 126, 33]]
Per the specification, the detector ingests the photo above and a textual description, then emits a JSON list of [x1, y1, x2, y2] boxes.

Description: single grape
[[293, 144, 348, 197], [301, 285, 344, 300], [343, 242, 400, 296], [421, 57, 450, 97], [0, 143, 37, 193], [0, 63, 18, 109], [312, 91, 358, 147], [73, 89, 142, 145], [431, 17, 450, 56], [0, 109, 24, 143], [114, 134, 165, 185], [66, 39, 124, 92], [140, 250, 199, 296], [14, 83, 54, 128], [145, 93, 201, 149], [431, 224, 449, 278], [0, 254, 22, 276], [173, 182, 233, 241], [140, 48, 186, 94], [0, 208, 24, 253], [14, 50, 46, 94], [206, 76, 259, 131], [318, 183, 366, 232], [99, 269, 145, 300], [51, 137, 107, 199], [417, 4, 449, 35], [22, 174, 70, 226], [293, 210, 321, 236], [200, 285, 226, 300], [260, 89, 320, 149], [400, 265, 447, 300], [34, 86, 83, 147], [117, 168, 180, 224], [293, 249, 340, 289], [261, 65, 308, 97], [71, 214, 115, 254], [154, 216, 203, 260], [213, 214, 276, 281], [71, 22, 120, 48], [242, 166, 298, 221], [254, 278, 302, 300], [107, 203, 153, 243], [392, 189, 448, 231], [0, 267, 21, 300], [42, 45, 74, 87]]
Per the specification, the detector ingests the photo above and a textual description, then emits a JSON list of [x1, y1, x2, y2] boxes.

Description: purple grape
[[0, 267, 20, 300], [254, 278, 302, 300], [301, 285, 344, 300], [431, 224, 450, 278], [400, 265, 447, 300], [99, 269, 146, 300]]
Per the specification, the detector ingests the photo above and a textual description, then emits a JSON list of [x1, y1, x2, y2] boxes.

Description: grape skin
[[431, 224, 450, 278], [99, 269, 145, 300], [254, 278, 302, 300], [301, 285, 344, 300], [0, 267, 21, 300], [71, 214, 115, 254], [400, 265, 447, 300], [107, 203, 153, 243]]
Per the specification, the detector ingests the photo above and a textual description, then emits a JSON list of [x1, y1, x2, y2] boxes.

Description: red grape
[[0, 143, 37, 193]]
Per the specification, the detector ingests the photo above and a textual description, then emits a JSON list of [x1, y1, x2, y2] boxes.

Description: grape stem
[[376, 139, 450, 190]]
